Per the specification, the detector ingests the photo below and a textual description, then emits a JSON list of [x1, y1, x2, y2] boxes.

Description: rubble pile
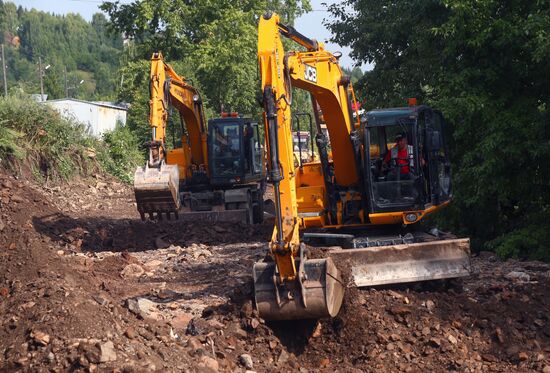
[[0, 172, 549, 372]]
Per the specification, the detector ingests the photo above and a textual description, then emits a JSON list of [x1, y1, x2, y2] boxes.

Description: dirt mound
[[1, 172, 549, 372]]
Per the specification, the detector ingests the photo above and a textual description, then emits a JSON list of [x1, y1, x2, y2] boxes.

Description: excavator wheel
[[253, 257, 344, 320]]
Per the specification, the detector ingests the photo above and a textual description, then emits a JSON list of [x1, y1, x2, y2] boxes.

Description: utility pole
[[64, 66, 68, 98], [1, 44, 7, 97], [38, 56, 44, 102]]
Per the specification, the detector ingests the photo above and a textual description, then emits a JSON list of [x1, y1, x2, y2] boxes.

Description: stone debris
[[0, 173, 548, 372], [505, 271, 531, 282], [120, 263, 145, 278], [240, 353, 254, 370]]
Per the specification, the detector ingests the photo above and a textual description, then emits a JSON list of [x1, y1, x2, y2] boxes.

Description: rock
[[144, 259, 163, 270], [79, 342, 101, 364], [505, 271, 530, 282], [30, 331, 50, 346], [99, 341, 117, 363], [319, 358, 330, 368], [278, 350, 289, 364], [543, 365, 550, 373], [495, 327, 505, 344], [312, 322, 322, 338], [0, 287, 9, 297], [207, 319, 225, 330], [127, 297, 157, 318], [46, 352, 55, 363], [428, 338, 441, 348], [249, 318, 260, 330], [425, 300, 435, 311], [227, 323, 248, 339], [20, 301, 36, 310], [11, 195, 25, 203], [518, 352, 529, 361], [240, 302, 253, 317], [198, 355, 219, 372], [447, 334, 458, 345], [388, 306, 412, 316], [171, 313, 193, 330], [92, 294, 108, 306], [390, 334, 401, 342], [388, 290, 403, 299], [482, 354, 498, 362], [187, 337, 203, 352], [125, 327, 137, 339], [120, 264, 145, 278], [240, 354, 254, 370]]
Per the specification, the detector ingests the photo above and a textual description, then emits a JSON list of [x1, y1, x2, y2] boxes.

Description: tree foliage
[[101, 0, 311, 121], [0, 1, 123, 99], [328, 0, 550, 260]]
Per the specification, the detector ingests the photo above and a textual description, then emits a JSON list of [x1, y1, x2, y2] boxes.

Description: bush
[[97, 123, 144, 183], [0, 95, 142, 183]]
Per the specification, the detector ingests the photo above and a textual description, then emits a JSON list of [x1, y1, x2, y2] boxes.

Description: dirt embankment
[[0, 172, 549, 372]]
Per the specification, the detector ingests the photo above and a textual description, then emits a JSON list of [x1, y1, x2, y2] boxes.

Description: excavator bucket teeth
[[253, 257, 344, 321], [329, 238, 471, 287], [134, 164, 180, 220]]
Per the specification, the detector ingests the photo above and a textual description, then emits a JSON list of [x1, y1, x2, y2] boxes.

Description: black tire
[[252, 195, 264, 224]]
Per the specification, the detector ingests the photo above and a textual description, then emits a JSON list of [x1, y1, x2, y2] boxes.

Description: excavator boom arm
[[134, 52, 208, 220]]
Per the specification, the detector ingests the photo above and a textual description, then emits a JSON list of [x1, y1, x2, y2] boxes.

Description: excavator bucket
[[329, 238, 471, 287], [253, 257, 344, 321], [134, 163, 180, 220]]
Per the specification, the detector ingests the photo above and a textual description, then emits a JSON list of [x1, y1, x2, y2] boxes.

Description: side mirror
[[426, 130, 441, 151]]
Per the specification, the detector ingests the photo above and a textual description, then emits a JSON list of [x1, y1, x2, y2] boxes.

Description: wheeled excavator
[[134, 53, 265, 223], [253, 13, 471, 320]]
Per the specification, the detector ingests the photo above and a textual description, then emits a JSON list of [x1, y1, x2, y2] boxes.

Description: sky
[[9, 0, 369, 70]]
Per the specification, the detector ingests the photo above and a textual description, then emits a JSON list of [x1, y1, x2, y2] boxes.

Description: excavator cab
[[364, 106, 452, 214], [207, 116, 264, 186]]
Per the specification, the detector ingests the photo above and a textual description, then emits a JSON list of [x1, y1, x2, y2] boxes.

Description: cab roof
[[365, 106, 430, 127]]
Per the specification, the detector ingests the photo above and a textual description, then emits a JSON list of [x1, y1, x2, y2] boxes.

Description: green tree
[[327, 0, 550, 260], [101, 0, 311, 115], [0, 2, 123, 100]]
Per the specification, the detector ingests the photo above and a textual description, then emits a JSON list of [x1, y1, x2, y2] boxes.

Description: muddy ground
[[0, 172, 549, 372]]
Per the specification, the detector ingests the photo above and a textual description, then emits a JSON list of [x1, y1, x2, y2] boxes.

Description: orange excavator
[[134, 53, 265, 223], [253, 13, 471, 320]]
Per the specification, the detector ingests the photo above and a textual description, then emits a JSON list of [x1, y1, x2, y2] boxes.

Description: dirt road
[[0, 173, 549, 372]]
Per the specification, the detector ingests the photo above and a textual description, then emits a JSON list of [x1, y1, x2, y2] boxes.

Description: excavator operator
[[383, 132, 425, 179]]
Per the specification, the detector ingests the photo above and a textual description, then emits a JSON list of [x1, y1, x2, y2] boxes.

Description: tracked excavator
[[253, 13, 471, 320], [134, 53, 265, 223]]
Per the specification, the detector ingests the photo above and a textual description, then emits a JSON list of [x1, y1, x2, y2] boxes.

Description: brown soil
[[0, 171, 549, 372]]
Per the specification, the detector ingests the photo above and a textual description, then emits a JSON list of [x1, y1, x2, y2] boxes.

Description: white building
[[43, 98, 128, 137]]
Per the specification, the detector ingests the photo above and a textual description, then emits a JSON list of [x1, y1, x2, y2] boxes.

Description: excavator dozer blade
[[134, 164, 181, 220], [253, 257, 344, 321], [329, 238, 470, 287]]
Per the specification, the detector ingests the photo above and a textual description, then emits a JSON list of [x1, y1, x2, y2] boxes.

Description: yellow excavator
[[253, 13, 471, 320], [134, 53, 265, 223]]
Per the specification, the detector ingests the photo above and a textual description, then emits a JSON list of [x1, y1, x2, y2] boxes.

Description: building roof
[[43, 98, 128, 111]]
